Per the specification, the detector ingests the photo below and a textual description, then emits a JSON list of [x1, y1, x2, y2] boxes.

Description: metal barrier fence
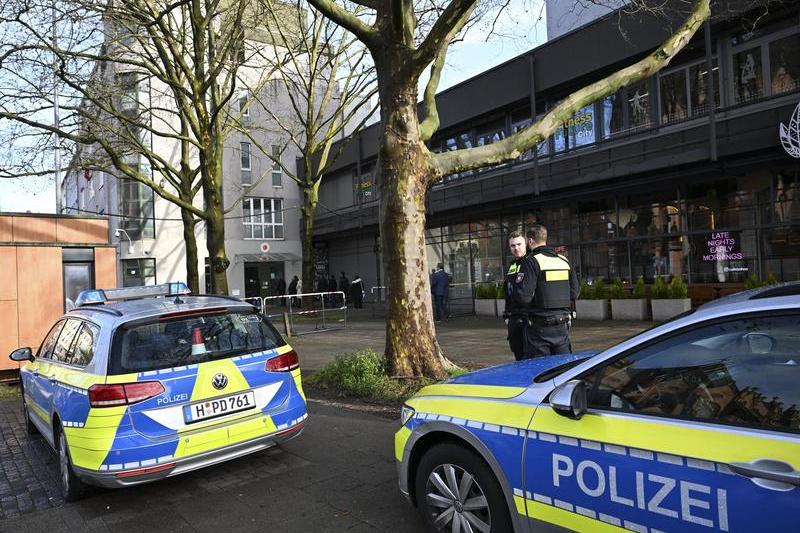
[[250, 290, 347, 336], [367, 282, 477, 318]]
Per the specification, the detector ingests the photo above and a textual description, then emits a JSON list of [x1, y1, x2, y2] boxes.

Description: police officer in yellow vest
[[504, 225, 580, 359]]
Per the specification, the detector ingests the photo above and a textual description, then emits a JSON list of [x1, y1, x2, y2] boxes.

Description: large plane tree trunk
[[378, 69, 448, 379]]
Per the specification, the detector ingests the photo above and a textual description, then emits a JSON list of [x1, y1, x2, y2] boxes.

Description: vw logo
[[211, 373, 228, 390]]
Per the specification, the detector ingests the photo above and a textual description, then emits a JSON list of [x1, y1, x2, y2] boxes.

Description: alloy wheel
[[58, 434, 70, 494], [425, 463, 491, 533]]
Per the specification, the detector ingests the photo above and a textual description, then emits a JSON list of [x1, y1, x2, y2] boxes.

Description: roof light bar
[[75, 282, 190, 307]]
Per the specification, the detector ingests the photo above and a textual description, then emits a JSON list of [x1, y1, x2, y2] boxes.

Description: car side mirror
[[9, 347, 33, 363], [551, 380, 588, 419]]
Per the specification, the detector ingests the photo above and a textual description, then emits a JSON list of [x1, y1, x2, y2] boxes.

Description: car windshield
[[109, 311, 286, 374]]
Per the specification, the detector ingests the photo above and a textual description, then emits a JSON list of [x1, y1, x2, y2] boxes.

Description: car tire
[[414, 442, 512, 533], [20, 387, 37, 436], [55, 425, 87, 502]]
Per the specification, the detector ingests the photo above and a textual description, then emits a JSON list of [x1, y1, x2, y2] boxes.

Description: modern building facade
[[60, 10, 311, 298], [313, 2, 800, 307]]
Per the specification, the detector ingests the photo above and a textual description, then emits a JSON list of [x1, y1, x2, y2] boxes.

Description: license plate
[[184, 391, 255, 423]]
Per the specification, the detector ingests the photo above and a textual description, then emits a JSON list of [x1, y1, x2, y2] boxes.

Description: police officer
[[503, 230, 533, 360], [504, 225, 580, 358]]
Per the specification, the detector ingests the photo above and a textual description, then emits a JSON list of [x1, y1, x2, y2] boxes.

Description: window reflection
[[689, 59, 720, 115], [733, 46, 763, 103], [769, 34, 800, 95], [660, 70, 688, 124], [627, 81, 651, 129]]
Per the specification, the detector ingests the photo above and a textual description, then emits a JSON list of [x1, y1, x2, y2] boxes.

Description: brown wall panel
[[0, 217, 11, 242], [0, 247, 17, 300], [12, 216, 57, 243], [17, 247, 63, 350], [94, 247, 118, 290], [0, 300, 19, 370], [57, 218, 108, 244]]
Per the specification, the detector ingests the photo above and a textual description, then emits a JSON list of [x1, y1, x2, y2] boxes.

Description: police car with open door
[[396, 283, 799, 532], [10, 283, 307, 501]]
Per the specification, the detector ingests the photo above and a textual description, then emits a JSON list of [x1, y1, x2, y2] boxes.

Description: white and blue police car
[[10, 283, 307, 501], [396, 283, 799, 532]]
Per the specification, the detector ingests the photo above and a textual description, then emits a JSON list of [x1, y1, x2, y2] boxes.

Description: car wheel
[[56, 426, 87, 502], [20, 387, 37, 436], [414, 443, 512, 533]]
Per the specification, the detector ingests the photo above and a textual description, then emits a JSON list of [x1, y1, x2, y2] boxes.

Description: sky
[[0, 1, 547, 214]]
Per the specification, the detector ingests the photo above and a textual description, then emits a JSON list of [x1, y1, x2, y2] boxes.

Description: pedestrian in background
[[287, 276, 298, 308], [277, 277, 287, 307], [431, 263, 449, 323], [339, 272, 350, 304], [327, 274, 338, 306], [351, 274, 364, 308]]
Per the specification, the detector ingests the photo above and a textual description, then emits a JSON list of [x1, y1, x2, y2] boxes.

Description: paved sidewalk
[[0, 400, 425, 532], [290, 310, 651, 371]]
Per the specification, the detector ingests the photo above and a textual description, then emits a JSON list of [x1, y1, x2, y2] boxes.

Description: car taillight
[[266, 350, 299, 372], [88, 381, 165, 408]]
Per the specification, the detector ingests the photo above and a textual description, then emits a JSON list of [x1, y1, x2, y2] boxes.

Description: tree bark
[[378, 76, 447, 379], [203, 152, 230, 295], [301, 185, 318, 307], [180, 207, 200, 294]]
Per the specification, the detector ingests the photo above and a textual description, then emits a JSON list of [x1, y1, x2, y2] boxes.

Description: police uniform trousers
[[507, 317, 571, 360]]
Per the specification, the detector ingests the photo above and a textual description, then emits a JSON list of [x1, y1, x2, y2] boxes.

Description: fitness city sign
[[780, 100, 800, 159]]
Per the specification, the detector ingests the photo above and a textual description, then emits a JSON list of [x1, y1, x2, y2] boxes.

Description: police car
[[9, 283, 307, 501], [396, 283, 799, 532]]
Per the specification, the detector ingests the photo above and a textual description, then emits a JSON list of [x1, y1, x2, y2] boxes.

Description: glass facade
[[424, 163, 800, 289]]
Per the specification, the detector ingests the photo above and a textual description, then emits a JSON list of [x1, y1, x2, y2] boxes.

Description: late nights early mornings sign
[[703, 231, 744, 262], [780, 100, 800, 158]]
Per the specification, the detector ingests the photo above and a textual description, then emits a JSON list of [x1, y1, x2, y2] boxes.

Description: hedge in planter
[[474, 282, 498, 316], [611, 277, 648, 320], [576, 279, 609, 320], [651, 277, 691, 321]]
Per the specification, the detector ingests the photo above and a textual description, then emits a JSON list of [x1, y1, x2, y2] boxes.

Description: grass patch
[[0, 382, 20, 401], [309, 350, 466, 403]]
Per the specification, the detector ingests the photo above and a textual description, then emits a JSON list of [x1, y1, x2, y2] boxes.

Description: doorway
[[244, 261, 285, 298]]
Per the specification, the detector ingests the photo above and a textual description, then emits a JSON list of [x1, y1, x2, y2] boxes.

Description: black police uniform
[[504, 246, 580, 359]]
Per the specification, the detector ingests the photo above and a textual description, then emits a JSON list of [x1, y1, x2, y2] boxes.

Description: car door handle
[[31, 372, 39, 377], [48, 377, 56, 384], [729, 459, 800, 488]]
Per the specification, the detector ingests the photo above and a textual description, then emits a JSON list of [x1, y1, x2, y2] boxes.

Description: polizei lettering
[[552, 453, 728, 530]]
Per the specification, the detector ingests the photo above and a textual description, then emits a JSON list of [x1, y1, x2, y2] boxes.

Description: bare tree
[[296, 0, 713, 377], [0, 0, 286, 293], [231, 0, 378, 296]]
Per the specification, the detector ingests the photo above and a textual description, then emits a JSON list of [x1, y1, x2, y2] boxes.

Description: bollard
[[282, 310, 292, 337]]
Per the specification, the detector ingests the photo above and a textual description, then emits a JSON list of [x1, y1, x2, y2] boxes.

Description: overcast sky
[[0, 2, 547, 214]]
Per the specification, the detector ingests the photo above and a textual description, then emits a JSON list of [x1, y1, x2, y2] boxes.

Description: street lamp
[[115, 229, 134, 254]]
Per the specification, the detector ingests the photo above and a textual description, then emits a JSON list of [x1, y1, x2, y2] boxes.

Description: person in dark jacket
[[277, 277, 287, 307], [327, 274, 339, 306], [350, 274, 364, 308], [339, 272, 350, 304], [504, 225, 579, 359], [287, 276, 299, 307], [430, 263, 450, 322]]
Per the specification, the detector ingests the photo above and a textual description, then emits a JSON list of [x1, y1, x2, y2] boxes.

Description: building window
[[689, 59, 720, 116], [238, 91, 249, 125], [122, 258, 156, 287], [118, 170, 154, 239], [659, 69, 688, 124], [733, 46, 763, 104], [602, 91, 624, 138], [243, 197, 284, 239], [567, 104, 596, 149], [769, 33, 800, 95], [117, 72, 139, 114], [356, 170, 375, 204], [240, 141, 252, 184], [271, 145, 282, 187], [627, 80, 651, 130]]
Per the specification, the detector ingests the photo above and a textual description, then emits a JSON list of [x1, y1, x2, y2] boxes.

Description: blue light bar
[[75, 282, 191, 307]]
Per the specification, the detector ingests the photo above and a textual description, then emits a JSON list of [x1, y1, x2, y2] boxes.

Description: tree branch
[[305, 0, 380, 48]]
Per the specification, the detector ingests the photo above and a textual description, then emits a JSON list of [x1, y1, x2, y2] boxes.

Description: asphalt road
[[0, 399, 425, 533]]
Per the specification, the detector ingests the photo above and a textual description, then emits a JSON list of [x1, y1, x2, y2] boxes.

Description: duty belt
[[531, 314, 570, 326]]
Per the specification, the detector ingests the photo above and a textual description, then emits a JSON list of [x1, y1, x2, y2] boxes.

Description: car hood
[[446, 351, 597, 389]]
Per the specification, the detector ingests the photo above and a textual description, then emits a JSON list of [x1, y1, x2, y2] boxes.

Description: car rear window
[[109, 311, 286, 375]]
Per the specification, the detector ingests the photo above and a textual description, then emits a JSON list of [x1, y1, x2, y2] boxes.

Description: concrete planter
[[651, 298, 692, 321], [474, 299, 496, 316], [611, 299, 648, 320], [576, 299, 609, 321], [495, 299, 505, 317]]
